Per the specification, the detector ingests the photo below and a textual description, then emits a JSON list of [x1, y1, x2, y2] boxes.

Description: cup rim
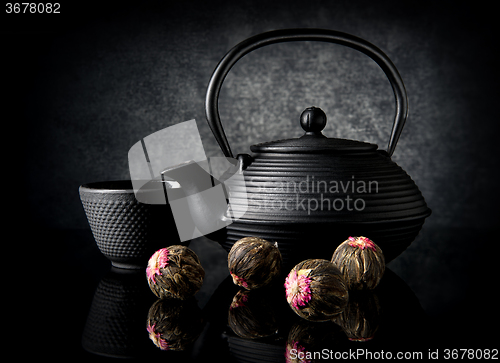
[[79, 179, 181, 194], [79, 180, 135, 193]]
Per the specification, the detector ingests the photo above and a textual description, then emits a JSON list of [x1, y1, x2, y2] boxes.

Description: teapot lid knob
[[300, 107, 327, 135]]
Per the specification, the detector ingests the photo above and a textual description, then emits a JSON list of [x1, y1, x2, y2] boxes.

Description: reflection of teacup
[[81, 267, 154, 358], [79, 180, 181, 269]]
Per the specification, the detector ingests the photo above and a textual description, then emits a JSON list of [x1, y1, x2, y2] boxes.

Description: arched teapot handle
[[205, 28, 408, 158]]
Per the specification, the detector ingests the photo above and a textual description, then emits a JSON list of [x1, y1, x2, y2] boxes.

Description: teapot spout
[[161, 160, 216, 197], [161, 160, 233, 243]]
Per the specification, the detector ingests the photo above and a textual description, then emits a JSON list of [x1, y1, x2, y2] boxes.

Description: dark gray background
[[5, 0, 499, 344]]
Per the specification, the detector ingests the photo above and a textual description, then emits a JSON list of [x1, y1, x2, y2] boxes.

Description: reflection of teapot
[[203, 267, 429, 361], [165, 29, 431, 265]]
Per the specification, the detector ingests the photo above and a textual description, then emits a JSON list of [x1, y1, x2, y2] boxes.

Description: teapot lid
[[250, 107, 378, 154]]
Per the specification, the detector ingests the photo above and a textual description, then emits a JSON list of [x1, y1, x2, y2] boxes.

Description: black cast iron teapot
[[164, 29, 431, 265]]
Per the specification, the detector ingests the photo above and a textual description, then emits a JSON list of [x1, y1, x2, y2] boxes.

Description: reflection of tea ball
[[146, 245, 204, 299], [285, 259, 348, 321], [331, 236, 385, 290], [228, 289, 279, 339], [333, 291, 382, 342], [286, 320, 345, 362], [228, 237, 282, 290], [146, 298, 203, 351]]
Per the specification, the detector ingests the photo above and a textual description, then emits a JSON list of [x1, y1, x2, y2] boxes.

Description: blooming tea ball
[[331, 236, 385, 290], [146, 245, 205, 299], [285, 259, 349, 321], [228, 237, 282, 290]]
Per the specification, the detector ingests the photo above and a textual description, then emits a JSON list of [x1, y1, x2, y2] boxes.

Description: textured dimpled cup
[[146, 245, 205, 300], [79, 180, 175, 269], [285, 259, 349, 321], [227, 237, 282, 290], [331, 236, 385, 290]]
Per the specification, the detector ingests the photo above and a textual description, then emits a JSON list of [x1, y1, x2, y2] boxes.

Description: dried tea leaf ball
[[146, 245, 205, 299], [146, 298, 203, 351], [285, 259, 349, 321], [228, 237, 282, 290], [331, 236, 385, 290]]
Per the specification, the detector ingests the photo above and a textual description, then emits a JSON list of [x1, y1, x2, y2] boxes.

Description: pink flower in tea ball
[[147, 323, 169, 350], [230, 271, 249, 289], [146, 248, 169, 283], [285, 340, 310, 363], [229, 291, 249, 310], [347, 236, 376, 252], [285, 269, 312, 310]]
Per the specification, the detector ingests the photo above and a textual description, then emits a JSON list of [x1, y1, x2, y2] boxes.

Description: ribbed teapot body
[[223, 151, 430, 265], [229, 151, 429, 222]]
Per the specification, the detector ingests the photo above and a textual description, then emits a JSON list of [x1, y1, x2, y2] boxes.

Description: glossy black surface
[[32, 226, 498, 362]]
